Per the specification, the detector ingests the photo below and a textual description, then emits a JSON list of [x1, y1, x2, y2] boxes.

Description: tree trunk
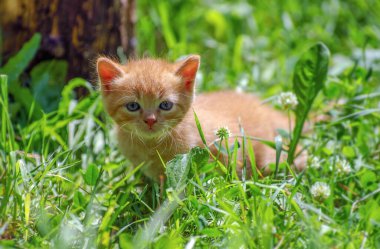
[[0, 0, 136, 80]]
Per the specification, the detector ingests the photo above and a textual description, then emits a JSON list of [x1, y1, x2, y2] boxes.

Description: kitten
[[97, 55, 304, 181]]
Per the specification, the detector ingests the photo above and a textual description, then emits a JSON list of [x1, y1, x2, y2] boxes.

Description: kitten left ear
[[175, 55, 200, 91], [97, 57, 124, 91]]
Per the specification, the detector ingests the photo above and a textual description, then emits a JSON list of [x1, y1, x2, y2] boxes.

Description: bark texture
[[0, 0, 136, 80]]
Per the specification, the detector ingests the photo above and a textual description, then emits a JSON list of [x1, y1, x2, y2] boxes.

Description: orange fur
[[97, 55, 303, 181]]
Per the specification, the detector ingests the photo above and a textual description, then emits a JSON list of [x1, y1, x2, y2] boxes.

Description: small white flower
[[215, 126, 231, 139], [310, 182, 331, 201], [335, 157, 351, 174], [309, 156, 322, 169], [278, 92, 298, 110]]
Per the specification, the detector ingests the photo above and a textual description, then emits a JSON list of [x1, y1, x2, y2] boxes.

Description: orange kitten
[[97, 55, 303, 181]]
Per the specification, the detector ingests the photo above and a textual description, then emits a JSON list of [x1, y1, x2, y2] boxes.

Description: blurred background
[[0, 0, 379, 119]]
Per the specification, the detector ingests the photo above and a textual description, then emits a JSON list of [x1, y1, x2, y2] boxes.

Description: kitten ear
[[175, 55, 200, 91], [97, 57, 124, 91]]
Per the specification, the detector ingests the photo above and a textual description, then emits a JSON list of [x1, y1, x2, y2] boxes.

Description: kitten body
[[98, 56, 299, 181]]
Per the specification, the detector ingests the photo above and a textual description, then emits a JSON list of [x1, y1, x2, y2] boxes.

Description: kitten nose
[[144, 114, 157, 129]]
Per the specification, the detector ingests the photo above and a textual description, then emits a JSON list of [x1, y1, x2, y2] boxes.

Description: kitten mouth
[[139, 126, 163, 137], [139, 131, 163, 140], [144, 125, 157, 132]]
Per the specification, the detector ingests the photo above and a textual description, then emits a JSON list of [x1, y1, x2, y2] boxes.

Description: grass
[[1, 0, 380, 248]]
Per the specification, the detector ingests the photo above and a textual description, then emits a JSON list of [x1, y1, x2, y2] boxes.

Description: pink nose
[[144, 116, 157, 129]]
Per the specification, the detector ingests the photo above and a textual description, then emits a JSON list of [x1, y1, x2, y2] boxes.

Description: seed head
[[310, 182, 331, 201], [215, 126, 231, 140], [279, 92, 298, 110], [335, 157, 351, 174], [309, 156, 322, 169]]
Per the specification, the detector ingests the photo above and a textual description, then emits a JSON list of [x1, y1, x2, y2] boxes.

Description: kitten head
[[97, 55, 200, 139]]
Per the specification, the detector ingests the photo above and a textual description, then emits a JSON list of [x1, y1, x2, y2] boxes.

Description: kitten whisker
[[135, 129, 146, 146], [153, 126, 171, 149]]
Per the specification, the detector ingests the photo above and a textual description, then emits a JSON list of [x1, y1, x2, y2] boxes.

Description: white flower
[[335, 157, 351, 174], [215, 126, 231, 139], [278, 92, 298, 110], [310, 182, 331, 201], [309, 156, 322, 169]]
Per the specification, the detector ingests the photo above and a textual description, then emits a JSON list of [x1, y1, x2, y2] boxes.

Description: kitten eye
[[126, 102, 140, 112], [159, 101, 174, 111]]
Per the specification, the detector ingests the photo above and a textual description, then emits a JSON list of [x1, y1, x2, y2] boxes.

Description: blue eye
[[159, 101, 173, 111], [126, 102, 140, 111]]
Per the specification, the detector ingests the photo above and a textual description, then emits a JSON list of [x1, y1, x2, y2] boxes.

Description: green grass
[[1, 0, 380, 248]]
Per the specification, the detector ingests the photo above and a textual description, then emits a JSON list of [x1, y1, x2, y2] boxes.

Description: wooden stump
[[0, 0, 136, 80]]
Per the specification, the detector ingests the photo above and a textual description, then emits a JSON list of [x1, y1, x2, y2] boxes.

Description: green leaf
[[0, 75, 16, 152], [293, 42, 330, 116], [58, 78, 93, 116], [0, 33, 41, 85], [119, 233, 134, 249], [0, 34, 43, 120], [157, 1, 176, 49], [205, 10, 227, 41], [322, 147, 333, 156], [193, 111, 207, 146], [166, 153, 191, 189], [246, 139, 258, 180], [233, 35, 244, 72], [166, 147, 208, 189], [17, 86, 43, 120], [359, 171, 376, 188], [73, 191, 87, 210], [189, 147, 209, 168], [200, 228, 223, 238], [84, 164, 100, 186], [288, 42, 330, 165], [30, 60, 68, 112], [342, 146, 356, 158]]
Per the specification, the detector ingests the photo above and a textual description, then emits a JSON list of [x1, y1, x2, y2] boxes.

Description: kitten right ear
[[97, 58, 124, 91], [175, 55, 200, 91]]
